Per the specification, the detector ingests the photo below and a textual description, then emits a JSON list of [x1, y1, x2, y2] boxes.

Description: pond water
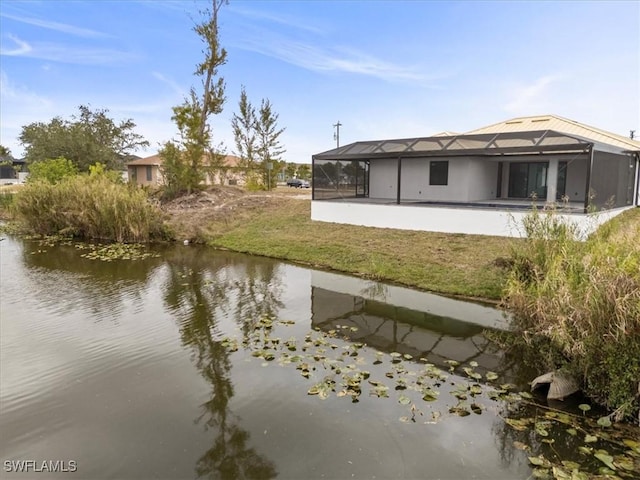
[[1, 236, 637, 479]]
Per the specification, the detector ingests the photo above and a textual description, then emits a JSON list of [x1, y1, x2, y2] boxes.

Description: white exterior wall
[[465, 158, 498, 201], [368, 159, 398, 199], [368, 157, 497, 202], [311, 201, 631, 239]]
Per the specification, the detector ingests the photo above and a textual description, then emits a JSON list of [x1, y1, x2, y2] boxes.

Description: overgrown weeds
[[13, 175, 167, 242], [502, 207, 640, 420]]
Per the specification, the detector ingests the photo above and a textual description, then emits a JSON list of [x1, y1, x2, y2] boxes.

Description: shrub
[[27, 157, 78, 184], [14, 174, 167, 242], [502, 208, 640, 420]]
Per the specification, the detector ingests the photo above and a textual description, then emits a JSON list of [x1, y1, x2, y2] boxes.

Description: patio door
[[508, 162, 548, 199]]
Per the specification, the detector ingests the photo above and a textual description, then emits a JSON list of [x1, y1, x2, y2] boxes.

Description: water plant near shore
[[218, 314, 640, 479], [501, 207, 640, 421], [12, 174, 167, 242]]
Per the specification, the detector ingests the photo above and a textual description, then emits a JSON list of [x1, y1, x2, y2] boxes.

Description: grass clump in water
[[502, 207, 640, 421], [13, 174, 167, 243]]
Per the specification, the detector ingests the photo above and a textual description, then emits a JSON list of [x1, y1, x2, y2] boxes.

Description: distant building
[[127, 153, 247, 187]]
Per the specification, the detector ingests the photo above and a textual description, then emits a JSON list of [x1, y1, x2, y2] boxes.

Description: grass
[[199, 197, 510, 300], [11, 175, 167, 243], [501, 206, 640, 420]]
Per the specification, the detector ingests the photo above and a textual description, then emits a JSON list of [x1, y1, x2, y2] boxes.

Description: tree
[[285, 162, 297, 180], [255, 98, 286, 190], [27, 157, 78, 184], [0, 145, 12, 159], [231, 86, 258, 182], [19, 105, 148, 172], [160, 0, 227, 197], [297, 163, 311, 180]]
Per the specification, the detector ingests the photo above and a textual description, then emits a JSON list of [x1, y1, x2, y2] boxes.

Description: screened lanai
[[312, 129, 639, 213]]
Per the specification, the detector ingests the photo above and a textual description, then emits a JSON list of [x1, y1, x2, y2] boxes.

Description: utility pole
[[333, 121, 342, 148]]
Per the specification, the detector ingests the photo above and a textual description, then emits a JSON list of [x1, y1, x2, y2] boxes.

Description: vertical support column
[[546, 158, 559, 203], [633, 154, 640, 206], [396, 157, 402, 205], [584, 147, 594, 213]]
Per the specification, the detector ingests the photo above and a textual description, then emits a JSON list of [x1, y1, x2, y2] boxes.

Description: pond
[[0, 236, 638, 479]]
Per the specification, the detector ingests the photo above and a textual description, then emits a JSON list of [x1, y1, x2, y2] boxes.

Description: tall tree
[[160, 0, 227, 197], [231, 86, 258, 181], [19, 105, 148, 172], [255, 98, 286, 190]]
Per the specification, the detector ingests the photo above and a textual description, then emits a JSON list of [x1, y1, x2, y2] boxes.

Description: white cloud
[[0, 12, 107, 38], [0, 34, 138, 65], [152, 72, 187, 99], [0, 34, 31, 56], [0, 71, 56, 156], [503, 74, 565, 114], [230, 6, 325, 35], [234, 34, 442, 86]]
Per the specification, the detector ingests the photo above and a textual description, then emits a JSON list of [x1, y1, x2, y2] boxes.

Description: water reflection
[[19, 239, 164, 321], [162, 246, 278, 479], [311, 271, 512, 380]]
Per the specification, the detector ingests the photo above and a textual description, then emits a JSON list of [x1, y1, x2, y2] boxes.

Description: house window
[[429, 161, 448, 186], [146, 166, 152, 181]]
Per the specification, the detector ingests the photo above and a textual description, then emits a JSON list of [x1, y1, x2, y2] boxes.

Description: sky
[[1, 0, 639, 163]]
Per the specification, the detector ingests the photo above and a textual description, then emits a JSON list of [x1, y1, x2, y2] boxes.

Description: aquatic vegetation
[[219, 315, 640, 479], [13, 175, 167, 242], [503, 207, 640, 420]]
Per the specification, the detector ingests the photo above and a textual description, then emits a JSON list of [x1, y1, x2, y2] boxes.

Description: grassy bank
[[10, 176, 167, 243], [180, 195, 510, 300], [502, 206, 640, 420]]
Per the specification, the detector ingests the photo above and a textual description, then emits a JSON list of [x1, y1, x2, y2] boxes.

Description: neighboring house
[[0, 156, 27, 184], [311, 114, 640, 238], [127, 154, 247, 187]]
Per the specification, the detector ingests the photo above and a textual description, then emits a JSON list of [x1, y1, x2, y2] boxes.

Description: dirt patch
[[161, 186, 308, 241]]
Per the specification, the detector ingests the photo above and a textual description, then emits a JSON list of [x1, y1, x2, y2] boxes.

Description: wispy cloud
[[230, 6, 324, 35], [0, 34, 31, 56], [503, 74, 565, 113], [0, 12, 107, 38], [234, 34, 442, 86], [0, 34, 138, 65], [152, 72, 187, 98]]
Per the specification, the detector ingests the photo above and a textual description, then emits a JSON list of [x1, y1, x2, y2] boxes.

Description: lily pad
[[596, 416, 612, 427], [398, 394, 411, 405], [594, 452, 616, 470], [485, 371, 499, 381]]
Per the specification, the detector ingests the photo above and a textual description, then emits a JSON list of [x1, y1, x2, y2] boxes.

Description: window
[[429, 161, 448, 186], [146, 166, 152, 182]]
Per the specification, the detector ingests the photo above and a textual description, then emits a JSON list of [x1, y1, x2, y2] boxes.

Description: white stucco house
[[311, 115, 640, 237]]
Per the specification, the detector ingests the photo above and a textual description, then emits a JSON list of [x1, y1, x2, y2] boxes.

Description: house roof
[[313, 115, 640, 161], [127, 153, 243, 167], [466, 114, 640, 152], [313, 130, 605, 161]]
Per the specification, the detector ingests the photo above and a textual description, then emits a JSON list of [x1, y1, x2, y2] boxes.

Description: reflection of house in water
[[311, 271, 511, 376]]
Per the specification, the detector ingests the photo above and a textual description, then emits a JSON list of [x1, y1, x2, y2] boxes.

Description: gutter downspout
[[583, 146, 594, 213], [397, 157, 402, 205]]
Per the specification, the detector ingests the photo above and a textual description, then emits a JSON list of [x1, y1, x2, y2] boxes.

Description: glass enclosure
[[313, 160, 369, 200], [590, 152, 637, 209]]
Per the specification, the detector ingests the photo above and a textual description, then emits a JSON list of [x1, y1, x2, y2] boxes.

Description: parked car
[[286, 178, 303, 188]]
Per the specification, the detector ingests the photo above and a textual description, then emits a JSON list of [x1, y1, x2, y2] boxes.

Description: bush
[[14, 174, 167, 242], [27, 157, 78, 184], [502, 208, 640, 420]]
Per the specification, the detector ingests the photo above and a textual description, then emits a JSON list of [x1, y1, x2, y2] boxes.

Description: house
[[311, 114, 640, 238], [0, 156, 28, 184], [127, 153, 247, 187]]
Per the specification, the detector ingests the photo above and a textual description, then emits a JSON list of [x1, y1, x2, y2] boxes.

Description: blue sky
[[1, 0, 638, 163]]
